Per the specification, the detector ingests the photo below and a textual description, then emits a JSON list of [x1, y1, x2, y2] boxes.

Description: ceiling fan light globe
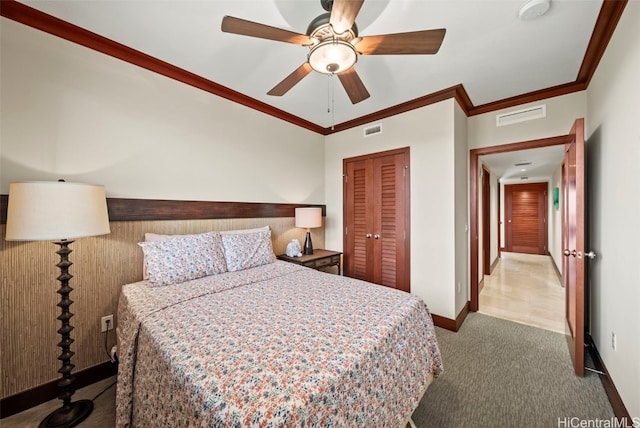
[[308, 40, 357, 74]]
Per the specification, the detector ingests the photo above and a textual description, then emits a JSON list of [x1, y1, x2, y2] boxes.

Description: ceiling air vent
[[364, 123, 382, 137], [496, 104, 546, 127]]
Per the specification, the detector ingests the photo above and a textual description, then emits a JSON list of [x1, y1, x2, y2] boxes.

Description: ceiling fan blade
[[329, 0, 364, 35], [221, 16, 312, 45], [337, 68, 370, 104], [267, 63, 313, 96], [355, 29, 446, 55]]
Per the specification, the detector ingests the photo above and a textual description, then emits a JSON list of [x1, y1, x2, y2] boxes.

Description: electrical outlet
[[611, 332, 617, 351], [101, 315, 114, 333]]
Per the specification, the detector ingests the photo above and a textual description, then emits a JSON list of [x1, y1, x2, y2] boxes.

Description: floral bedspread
[[116, 261, 442, 427]]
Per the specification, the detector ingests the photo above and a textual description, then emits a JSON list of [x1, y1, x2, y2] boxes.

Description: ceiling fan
[[221, 0, 446, 104]]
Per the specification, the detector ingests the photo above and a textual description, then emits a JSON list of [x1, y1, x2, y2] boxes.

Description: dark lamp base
[[303, 231, 314, 255], [39, 399, 93, 428]]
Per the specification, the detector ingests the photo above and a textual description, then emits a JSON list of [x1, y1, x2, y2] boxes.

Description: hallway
[[479, 252, 565, 333]]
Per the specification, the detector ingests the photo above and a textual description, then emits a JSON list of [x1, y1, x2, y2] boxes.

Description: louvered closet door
[[344, 158, 373, 281], [343, 147, 410, 292]]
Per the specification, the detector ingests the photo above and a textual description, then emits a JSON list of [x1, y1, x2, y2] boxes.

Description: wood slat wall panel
[[1, 218, 323, 397]]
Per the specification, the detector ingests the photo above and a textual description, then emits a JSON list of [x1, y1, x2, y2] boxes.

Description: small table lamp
[[295, 207, 322, 255], [5, 181, 110, 428]]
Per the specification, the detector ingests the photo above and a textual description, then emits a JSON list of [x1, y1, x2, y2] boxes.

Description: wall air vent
[[496, 104, 546, 127], [364, 123, 382, 137]]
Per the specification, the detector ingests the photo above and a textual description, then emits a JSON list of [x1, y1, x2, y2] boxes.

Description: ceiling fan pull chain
[[332, 76, 336, 130], [327, 74, 331, 113], [328, 74, 336, 130]]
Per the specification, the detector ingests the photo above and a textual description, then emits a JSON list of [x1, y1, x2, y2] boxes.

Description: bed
[[116, 228, 442, 427]]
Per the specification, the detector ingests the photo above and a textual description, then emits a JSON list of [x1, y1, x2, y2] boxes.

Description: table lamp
[[295, 207, 322, 255]]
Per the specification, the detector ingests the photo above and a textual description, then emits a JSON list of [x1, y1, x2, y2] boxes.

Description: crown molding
[[0, 0, 325, 135], [0, 0, 627, 134]]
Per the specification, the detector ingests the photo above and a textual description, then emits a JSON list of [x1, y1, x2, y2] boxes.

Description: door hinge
[[343, 174, 348, 183], [403, 165, 408, 177], [345, 226, 348, 235]]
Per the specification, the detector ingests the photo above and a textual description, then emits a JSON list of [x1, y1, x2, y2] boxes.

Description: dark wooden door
[[563, 118, 585, 376], [505, 183, 548, 255], [343, 147, 410, 292]]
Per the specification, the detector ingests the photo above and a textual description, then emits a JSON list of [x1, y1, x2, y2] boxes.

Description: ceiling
[[12, 0, 604, 130], [480, 145, 565, 184]]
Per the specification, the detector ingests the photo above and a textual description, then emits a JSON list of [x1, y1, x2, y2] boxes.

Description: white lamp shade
[[295, 207, 322, 229], [5, 181, 111, 241]]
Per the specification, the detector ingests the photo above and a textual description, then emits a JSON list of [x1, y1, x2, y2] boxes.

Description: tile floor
[[479, 251, 565, 334]]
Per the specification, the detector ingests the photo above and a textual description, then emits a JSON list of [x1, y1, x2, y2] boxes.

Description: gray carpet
[[412, 313, 614, 428], [3, 313, 614, 427]]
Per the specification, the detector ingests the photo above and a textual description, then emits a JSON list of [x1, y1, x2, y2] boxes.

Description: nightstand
[[277, 249, 342, 275]]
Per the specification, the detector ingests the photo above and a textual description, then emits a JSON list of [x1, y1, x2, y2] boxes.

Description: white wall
[[325, 99, 460, 319], [585, 2, 640, 418], [0, 19, 325, 203], [468, 91, 587, 149]]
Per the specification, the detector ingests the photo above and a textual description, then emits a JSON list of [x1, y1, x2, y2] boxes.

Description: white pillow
[[220, 226, 276, 272], [139, 231, 227, 286]]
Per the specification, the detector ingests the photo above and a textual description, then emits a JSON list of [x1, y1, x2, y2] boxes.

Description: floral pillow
[[221, 226, 276, 272], [139, 231, 227, 286], [142, 233, 171, 280]]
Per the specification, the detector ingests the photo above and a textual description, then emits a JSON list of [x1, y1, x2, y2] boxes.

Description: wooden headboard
[[1, 195, 325, 223]]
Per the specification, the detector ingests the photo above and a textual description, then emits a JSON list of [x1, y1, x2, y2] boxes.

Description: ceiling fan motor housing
[[306, 12, 358, 38]]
